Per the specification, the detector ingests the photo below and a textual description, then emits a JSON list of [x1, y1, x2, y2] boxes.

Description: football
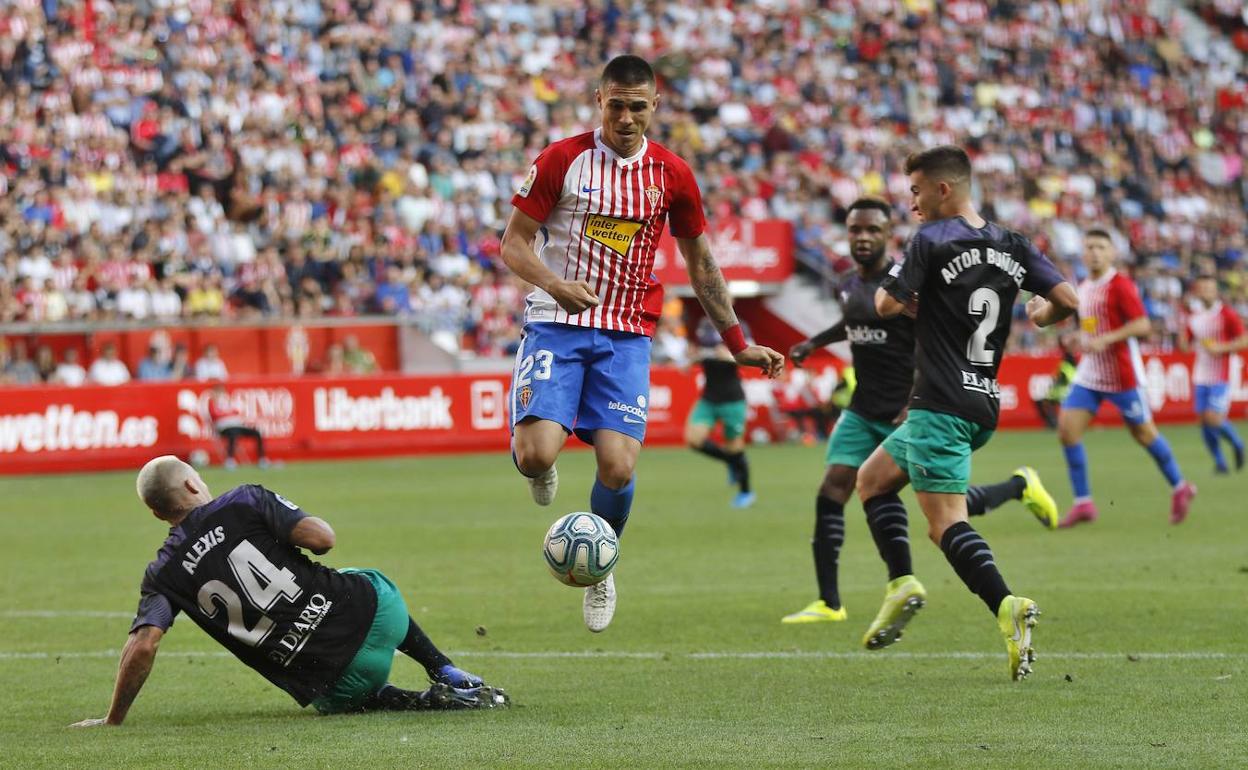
[[542, 512, 619, 587]]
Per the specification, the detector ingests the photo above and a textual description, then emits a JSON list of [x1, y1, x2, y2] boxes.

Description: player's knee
[[1057, 420, 1081, 446], [855, 471, 881, 502], [513, 439, 556, 476], [1130, 422, 1158, 445], [596, 458, 635, 490], [820, 468, 854, 504]]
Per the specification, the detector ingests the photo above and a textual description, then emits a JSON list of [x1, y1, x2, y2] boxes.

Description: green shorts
[[689, 398, 748, 440], [824, 409, 897, 468], [311, 569, 410, 714], [881, 409, 994, 494]]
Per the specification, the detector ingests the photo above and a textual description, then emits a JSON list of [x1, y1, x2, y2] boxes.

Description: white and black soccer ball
[[188, 449, 211, 468], [542, 512, 619, 587]]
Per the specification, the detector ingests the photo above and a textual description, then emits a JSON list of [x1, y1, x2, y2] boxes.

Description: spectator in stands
[[0, 0, 1245, 363], [52, 348, 87, 387], [5, 341, 41, 385], [88, 343, 132, 386], [207, 382, 270, 470], [150, 279, 183, 320], [194, 344, 229, 382], [373, 266, 412, 315], [34, 345, 57, 383], [137, 345, 173, 382], [322, 343, 348, 376], [231, 274, 273, 317], [169, 344, 193, 381], [342, 335, 377, 374]]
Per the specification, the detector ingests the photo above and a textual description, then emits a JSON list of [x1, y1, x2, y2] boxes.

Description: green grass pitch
[[1, 427, 1245, 768]]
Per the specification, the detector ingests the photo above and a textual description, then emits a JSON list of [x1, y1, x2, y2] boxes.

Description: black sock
[[939, 521, 1011, 614], [398, 618, 451, 673], [812, 495, 844, 608], [965, 475, 1026, 516], [360, 683, 425, 711], [728, 452, 750, 493], [694, 440, 732, 462], [863, 494, 913, 581]]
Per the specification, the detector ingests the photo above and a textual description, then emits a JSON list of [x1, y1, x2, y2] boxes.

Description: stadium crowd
[[1, 0, 1246, 381]]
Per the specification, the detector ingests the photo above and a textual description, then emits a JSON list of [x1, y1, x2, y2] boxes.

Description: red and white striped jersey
[[510, 129, 706, 337], [1187, 301, 1246, 384], [1074, 269, 1148, 391]]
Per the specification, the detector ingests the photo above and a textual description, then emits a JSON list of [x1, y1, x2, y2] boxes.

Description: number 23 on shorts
[[515, 349, 554, 387]]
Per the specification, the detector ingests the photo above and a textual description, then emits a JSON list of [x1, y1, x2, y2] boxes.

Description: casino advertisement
[[0, 353, 1244, 475]]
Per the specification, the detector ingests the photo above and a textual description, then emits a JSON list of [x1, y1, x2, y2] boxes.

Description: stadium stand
[[0, 0, 1245, 380]]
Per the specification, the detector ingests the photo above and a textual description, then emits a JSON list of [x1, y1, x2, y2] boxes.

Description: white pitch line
[[1, 610, 132, 619], [0, 650, 1242, 662]]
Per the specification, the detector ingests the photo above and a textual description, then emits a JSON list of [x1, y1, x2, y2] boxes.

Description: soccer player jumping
[[781, 198, 1059, 626], [857, 146, 1078, 680], [1185, 274, 1247, 473], [1057, 230, 1197, 527], [500, 55, 784, 633]]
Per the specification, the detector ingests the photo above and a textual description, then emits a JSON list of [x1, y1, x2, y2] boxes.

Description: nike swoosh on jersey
[[622, 416, 646, 424], [582, 185, 601, 193]]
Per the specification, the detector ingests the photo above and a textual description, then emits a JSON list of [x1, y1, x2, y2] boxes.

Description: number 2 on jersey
[[197, 540, 303, 647], [966, 287, 1000, 366]]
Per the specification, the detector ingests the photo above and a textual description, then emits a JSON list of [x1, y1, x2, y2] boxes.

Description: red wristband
[[721, 323, 748, 355]]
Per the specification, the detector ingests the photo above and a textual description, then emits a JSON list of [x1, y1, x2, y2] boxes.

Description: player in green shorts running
[[856, 147, 1077, 680], [72, 456, 508, 727], [782, 198, 1059, 626], [687, 319, 755, 508]]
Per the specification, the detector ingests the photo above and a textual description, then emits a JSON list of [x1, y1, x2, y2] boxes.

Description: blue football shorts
[[1062, 383, 1152, 426], [1194, 383, 1230, 415], [510, 322, 652, 444]]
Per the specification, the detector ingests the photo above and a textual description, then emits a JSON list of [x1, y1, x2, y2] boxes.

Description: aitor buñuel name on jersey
[[839, 267, 916, 422], [882, 217, 1064, 429], [131, 485, 377, 706]]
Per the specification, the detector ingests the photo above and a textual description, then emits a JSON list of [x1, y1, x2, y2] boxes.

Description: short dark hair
[[1085, 228, 1113, 242], [903, 145, 972, 185], [846, 197, 893, 220], [601, 55, 655, 88]]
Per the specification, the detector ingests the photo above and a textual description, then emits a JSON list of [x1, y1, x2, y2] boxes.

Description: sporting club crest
[[517, 164, 537, 197], [517, 385, 533, 409], [645, 184, 661, 208]]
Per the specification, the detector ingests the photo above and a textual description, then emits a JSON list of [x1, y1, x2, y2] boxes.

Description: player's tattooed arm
[[678, 234, 738, 330], [679, 234, 785, 378], [71, 625, 165, 727], [791, 321, 846, 367]]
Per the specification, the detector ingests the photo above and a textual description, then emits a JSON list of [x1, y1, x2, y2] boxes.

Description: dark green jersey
[[839, 266, 916, 423], [882, 217, 1064, 429]]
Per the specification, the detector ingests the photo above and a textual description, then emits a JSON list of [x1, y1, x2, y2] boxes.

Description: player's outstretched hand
[[735, 345, 785, 379], [548, 279, 600, 315], [69, 717, 110, 728], [789, 341, 813, 367]]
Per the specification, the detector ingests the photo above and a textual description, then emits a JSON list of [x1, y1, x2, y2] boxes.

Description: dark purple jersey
[[131, 485, 376, 706], [882, 217, 1064, 429]]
